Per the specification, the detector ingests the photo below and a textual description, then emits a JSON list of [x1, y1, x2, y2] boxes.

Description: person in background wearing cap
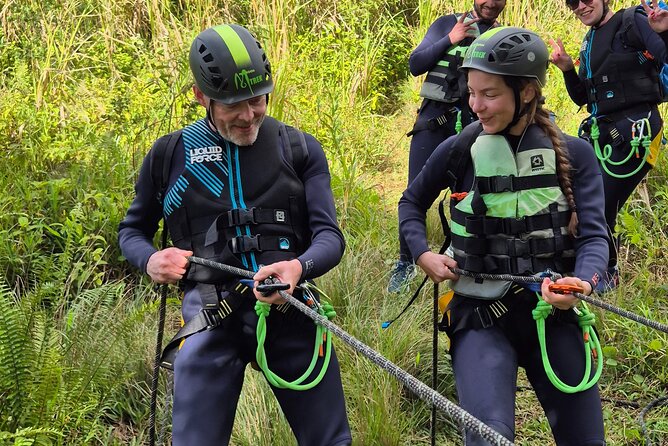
[[388, 0, 506, 293], [399, 27, 608, 444], [550, 0, 668, 292], [118, 24, 351, 446]]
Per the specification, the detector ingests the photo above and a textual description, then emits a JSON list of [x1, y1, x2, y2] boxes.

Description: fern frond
[[0, 282, 32, 432]]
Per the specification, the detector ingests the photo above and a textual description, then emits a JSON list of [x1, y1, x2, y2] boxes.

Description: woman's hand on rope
[[146, 247, 193, 284], [416, 251, 459, 284], [540, 276, 591, 311], [642, 0, 668, 34], [253, 259, 302, 305], [448, 12, 480, 46], [548, 38, 575, 72]]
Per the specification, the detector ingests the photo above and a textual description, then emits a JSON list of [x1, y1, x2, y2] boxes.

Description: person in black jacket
[[399, 27, 608, 444], [389, 0, 506, 293], [118, 24, 351, 446], [550, 0, 668, 291]]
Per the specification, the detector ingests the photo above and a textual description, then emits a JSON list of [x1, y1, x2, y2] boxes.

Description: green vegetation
[[1, 0, 667, 444]]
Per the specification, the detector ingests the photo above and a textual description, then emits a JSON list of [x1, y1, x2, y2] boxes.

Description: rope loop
[[255, 301, 271, 318], [531, 299, 552, 321]]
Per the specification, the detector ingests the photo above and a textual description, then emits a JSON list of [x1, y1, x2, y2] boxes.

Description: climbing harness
[[450, 267, 668, 335], [187, 256, 516, 446], [587, 116, 652, 179]]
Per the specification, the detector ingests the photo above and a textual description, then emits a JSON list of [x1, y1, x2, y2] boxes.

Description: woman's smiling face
[[467, 69, 517, 134]]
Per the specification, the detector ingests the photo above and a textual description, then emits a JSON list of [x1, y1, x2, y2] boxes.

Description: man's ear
[[192, 85, 208, 108]]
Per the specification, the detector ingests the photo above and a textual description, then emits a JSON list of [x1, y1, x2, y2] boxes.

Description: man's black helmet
[[189, 24, 273, 104], [461, 27, 549, 86]]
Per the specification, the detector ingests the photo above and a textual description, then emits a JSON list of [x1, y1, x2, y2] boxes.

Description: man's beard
[[218, 115, 265, 146]]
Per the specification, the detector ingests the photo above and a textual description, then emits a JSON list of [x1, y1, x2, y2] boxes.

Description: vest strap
[[230, 234, 296, 254], [204, 209, 291, 247], [217, 207, 290, 228], [406, 107, 459, 137], [452, 208, 572, 235], [475, 174, 559, 194], [454, 251, 575, 276], [451, 233, 574, 257]]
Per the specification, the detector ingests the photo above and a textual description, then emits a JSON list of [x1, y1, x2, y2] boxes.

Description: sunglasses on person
[[565, 0, 595, 10]]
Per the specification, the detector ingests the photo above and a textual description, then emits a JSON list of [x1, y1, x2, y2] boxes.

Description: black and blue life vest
[[162, 117, 309, 286], [579, 8, 663, 116]]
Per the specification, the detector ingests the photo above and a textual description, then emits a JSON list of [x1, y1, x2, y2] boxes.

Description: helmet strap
[[500, 85, 528, 134], [592, 2, 610, 28], [206, 102, 221, 135]]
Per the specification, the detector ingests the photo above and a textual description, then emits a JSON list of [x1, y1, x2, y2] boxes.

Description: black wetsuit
[[118, 118, 351, 446], [563, 11, 668, 267], [398, 14, 497, 261], [399, 129, 609, 445]]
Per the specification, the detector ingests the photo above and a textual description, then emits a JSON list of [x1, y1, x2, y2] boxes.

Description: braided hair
[[508, 78, 579, 235]]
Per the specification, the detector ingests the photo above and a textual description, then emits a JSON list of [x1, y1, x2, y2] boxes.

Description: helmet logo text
[[234, 68, 263, 94], [467, 43, 486, 59]]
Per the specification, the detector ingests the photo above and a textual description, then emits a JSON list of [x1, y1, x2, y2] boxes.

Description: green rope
[[455, 111, 463, 134], [532, 294, 603, 393], [254, 287, 334, 390], [590, 116, 651, 179]]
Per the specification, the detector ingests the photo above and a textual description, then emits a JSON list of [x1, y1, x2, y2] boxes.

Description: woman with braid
[[399, 27, 608, 444]]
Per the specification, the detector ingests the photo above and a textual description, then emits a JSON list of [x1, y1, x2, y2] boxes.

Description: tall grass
[[2, 0, 668, 444]]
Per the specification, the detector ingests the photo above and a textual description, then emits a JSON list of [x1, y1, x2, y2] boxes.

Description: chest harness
[[155, 117, 332, 389]]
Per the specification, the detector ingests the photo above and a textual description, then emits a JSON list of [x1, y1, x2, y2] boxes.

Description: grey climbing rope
[[187, 256, 515, 445], [449, 268, 668, 334]]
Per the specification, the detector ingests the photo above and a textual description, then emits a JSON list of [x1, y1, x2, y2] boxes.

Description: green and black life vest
[[579, 8, 662, 116], [419, 13, 482, 103], [162, 117, 309, 288], [449, 124, 575, 298]]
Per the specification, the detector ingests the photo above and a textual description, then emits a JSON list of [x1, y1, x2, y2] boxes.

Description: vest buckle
[[231, 234, 260, 253], [202, 308, 222, 330], [494, 175, 515, 192], [227, 208, 257, 226]]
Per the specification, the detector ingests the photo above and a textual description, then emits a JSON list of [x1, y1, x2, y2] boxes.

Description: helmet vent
[[210, 76, 223, 89], [203, 53, 214, 63], [509, 35, 523, 45], [198, 44, 207, 54], [208, 66, 220, 74]]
